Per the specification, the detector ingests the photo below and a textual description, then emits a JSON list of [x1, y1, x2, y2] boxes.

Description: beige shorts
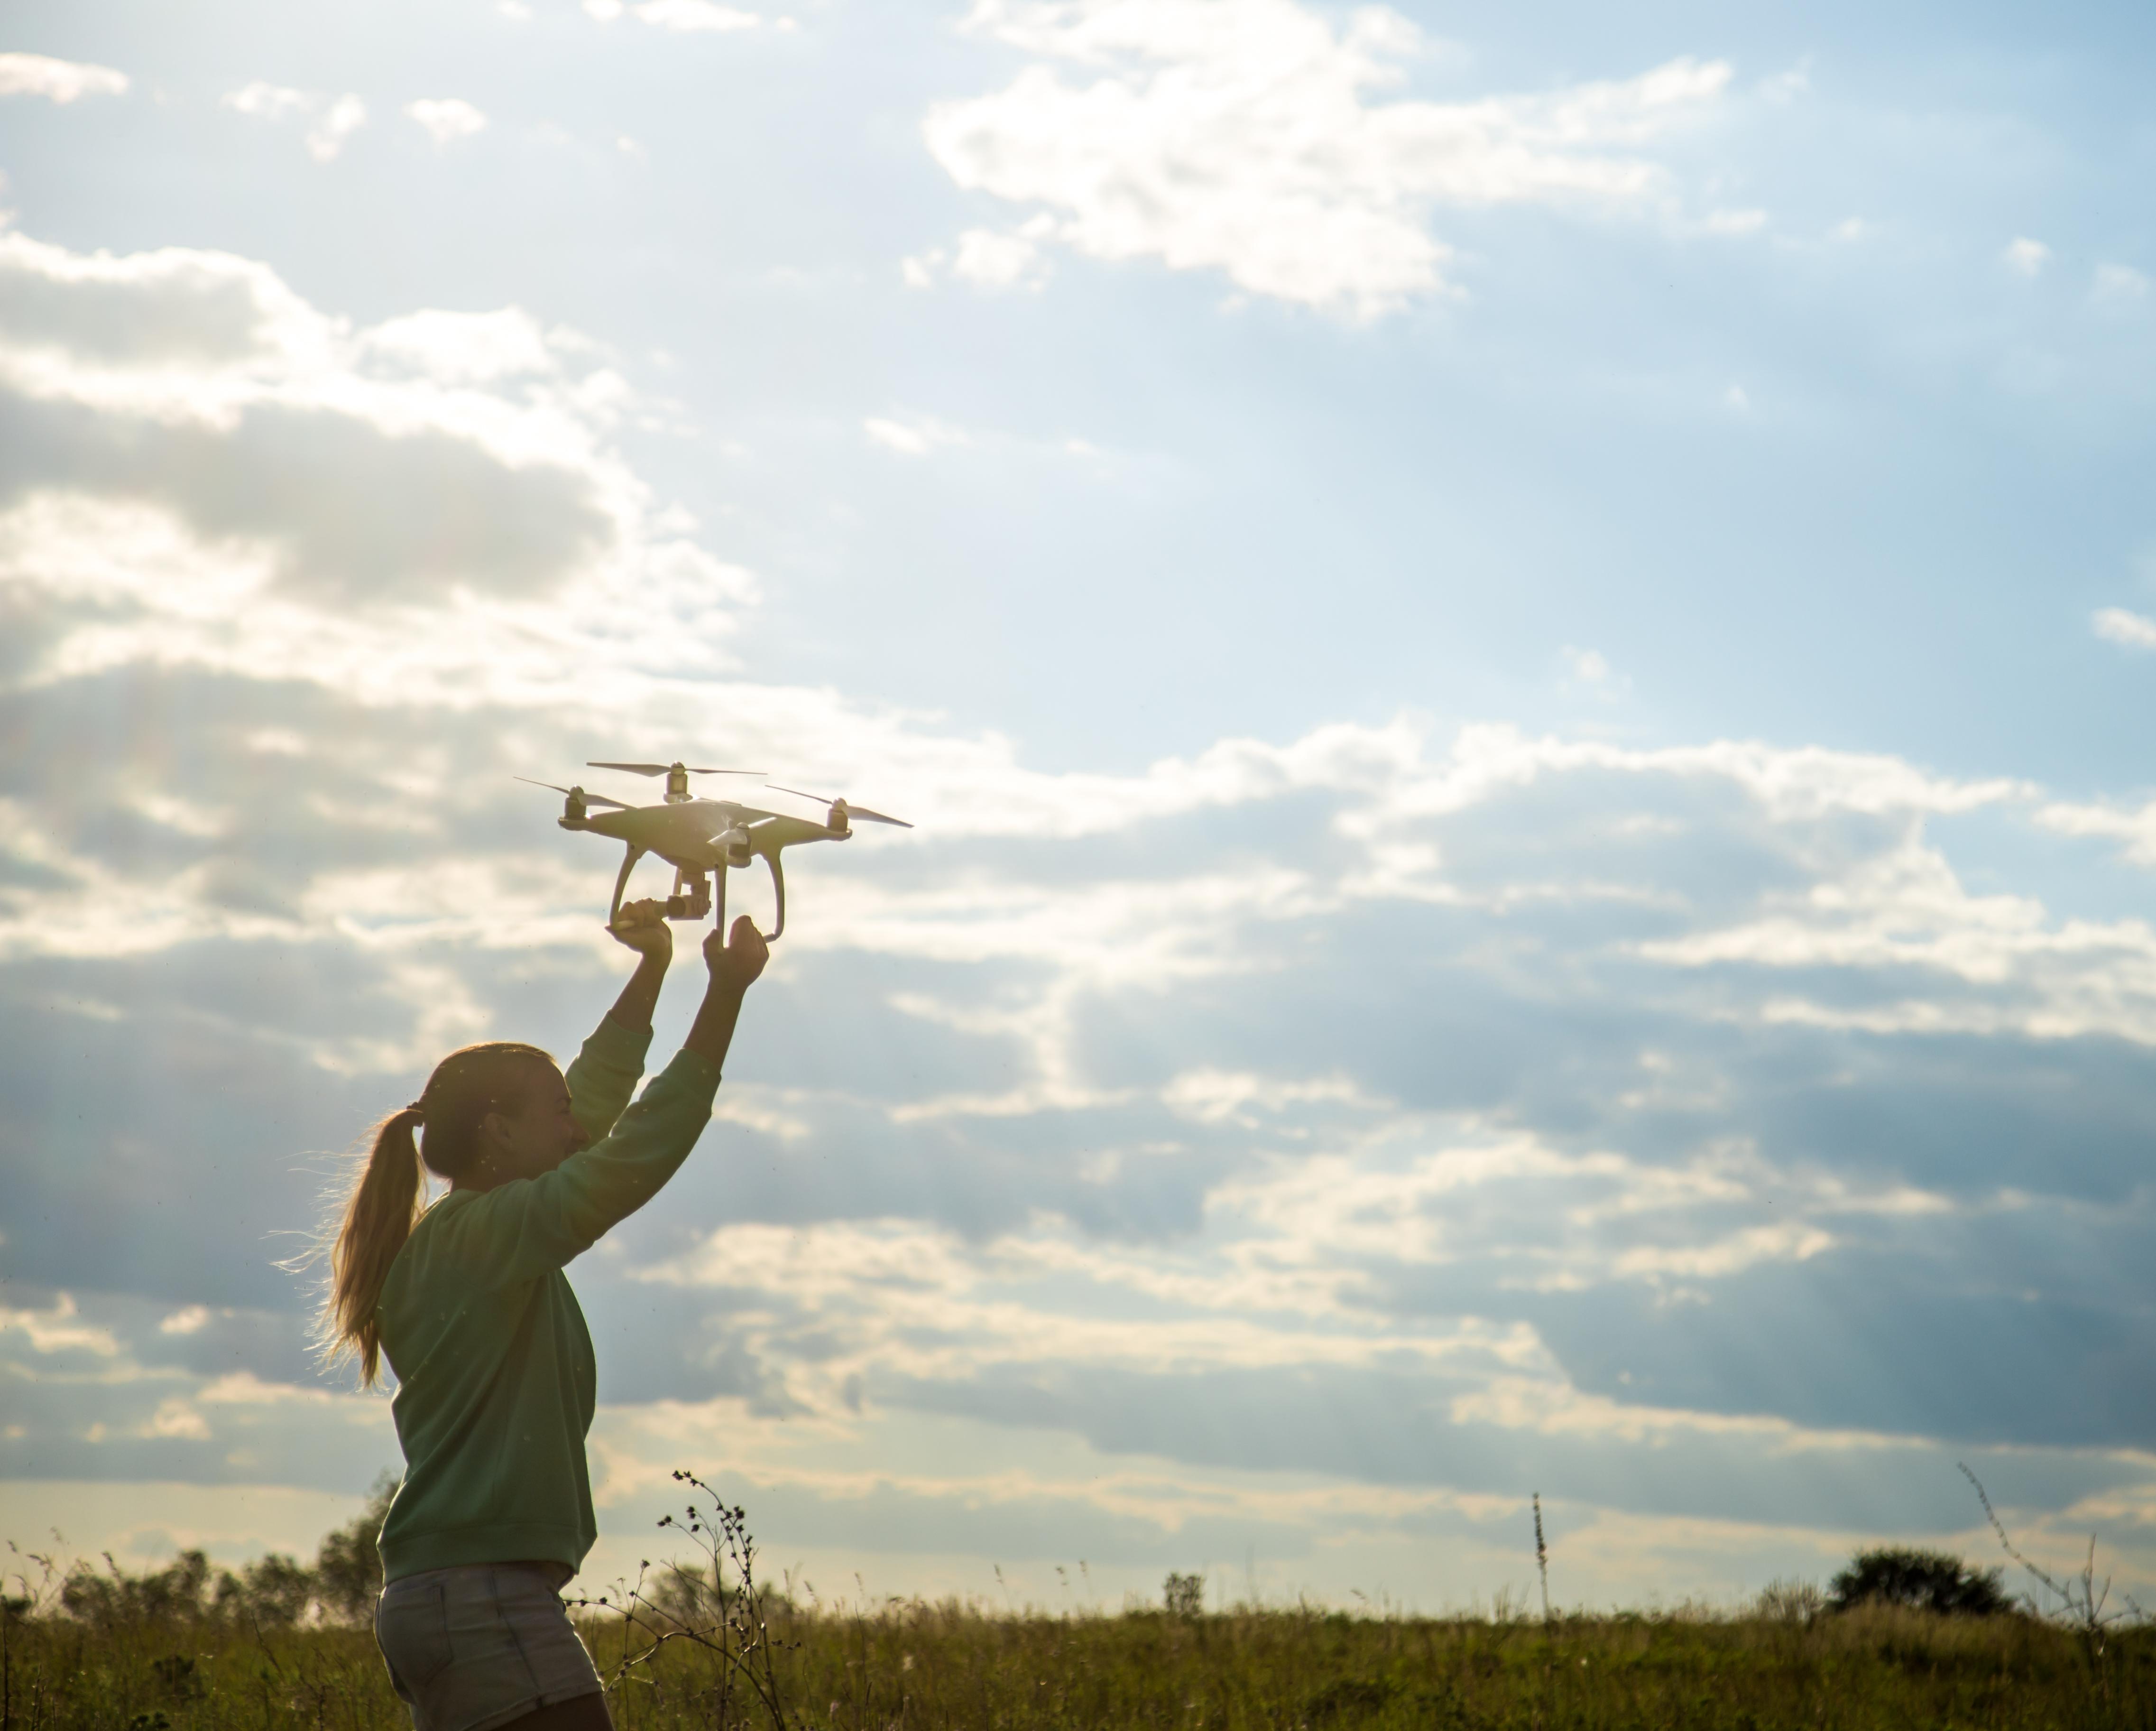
[[375, 1562, 605, 1731]]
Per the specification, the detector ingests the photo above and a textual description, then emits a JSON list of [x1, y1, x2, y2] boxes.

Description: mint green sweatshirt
[[374, 1015, 720, 1582]]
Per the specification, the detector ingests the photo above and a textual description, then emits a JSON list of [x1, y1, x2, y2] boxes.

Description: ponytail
[[326, 1106, 428, 1388], [313, 1041, 556, 1387]]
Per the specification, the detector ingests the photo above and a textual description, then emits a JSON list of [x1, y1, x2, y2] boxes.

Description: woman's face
[[474, 1065, 586, 1185]]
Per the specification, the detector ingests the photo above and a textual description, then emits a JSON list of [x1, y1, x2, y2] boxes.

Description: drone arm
[[746, 814, 840, 851]]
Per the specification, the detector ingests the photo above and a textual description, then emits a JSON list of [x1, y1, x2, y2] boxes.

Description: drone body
[[518, 761, 910, 939]]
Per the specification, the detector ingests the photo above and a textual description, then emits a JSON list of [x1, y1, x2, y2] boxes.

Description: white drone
[[518, 760, 911, 939]]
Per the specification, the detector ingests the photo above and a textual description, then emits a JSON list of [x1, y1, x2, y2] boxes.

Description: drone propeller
[[766, 786, 914, 828], [587, 761, 764, 778], [516, 777, 630, 810]]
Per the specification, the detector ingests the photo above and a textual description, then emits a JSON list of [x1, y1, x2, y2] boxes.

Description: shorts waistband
[[383, 1559, 575, 1594]]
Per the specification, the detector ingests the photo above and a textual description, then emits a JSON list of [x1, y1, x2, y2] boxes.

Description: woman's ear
[[478, 1108, 513, 1157]]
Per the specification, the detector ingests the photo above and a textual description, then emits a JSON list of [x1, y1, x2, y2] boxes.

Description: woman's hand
[[608, 898, 674, 964], [684, 916, 767, 1071], [603, 898, 673, 1033], [704, 914, 769, 997]]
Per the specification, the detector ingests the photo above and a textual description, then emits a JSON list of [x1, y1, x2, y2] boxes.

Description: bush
[[1756, 1578, 1825, 1624], [44, 1468, 399, 1630], [1829, 1548, 2011, 1617], [215, 1553, 315, 1628], [313, 1470, 397, 1623], [644, 1561, 730, 1628], [1162, 1572, 1204, 1617], [60, 1550, 215, 1628]]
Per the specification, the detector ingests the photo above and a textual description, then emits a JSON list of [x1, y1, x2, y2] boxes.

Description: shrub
[[1162, 1572, 1204, 1617], [214, 1553, 314, 1628], [313, 1470, 398, 1623], [60, 1550, 215, 1628], [46, 1467, 399, 1630], [1828, 1548, 2011, 1617], [645, 1561, 729, 1628], [1756, 1578, 1825, 1624]]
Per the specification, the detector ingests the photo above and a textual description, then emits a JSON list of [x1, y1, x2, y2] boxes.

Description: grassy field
[[8, 1597, 2156, 1731], [9, 1478, 2147, 1729]]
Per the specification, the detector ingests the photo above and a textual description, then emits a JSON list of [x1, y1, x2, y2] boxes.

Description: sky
[[2, 0, 2155, 1615]]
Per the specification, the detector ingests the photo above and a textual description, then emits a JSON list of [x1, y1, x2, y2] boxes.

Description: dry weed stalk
[[1532, 1493, 1551, 1626], [1960, 1462, 2147, 1676], [571, 1470, 794, 1731]]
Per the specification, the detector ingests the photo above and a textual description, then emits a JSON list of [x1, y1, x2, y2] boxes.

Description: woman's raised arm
[[605, 897, 675, 1033], [685, 915, 768, 1073], [422, 916, 767, 1286]]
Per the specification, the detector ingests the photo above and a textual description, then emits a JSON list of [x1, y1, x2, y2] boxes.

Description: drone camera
[[665, 869, 712, 922]]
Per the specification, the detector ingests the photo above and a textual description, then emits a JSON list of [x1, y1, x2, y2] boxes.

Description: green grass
[[8, 1600, 2156, 1731]]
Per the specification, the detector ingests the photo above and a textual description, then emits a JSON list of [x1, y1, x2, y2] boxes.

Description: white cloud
[[2094, 607, 2156, 650], [0, 53, 129, 104], [144, 1398, 211, 1440], [223, 81, 311, 123], [920, 0, 1733, 317], [618, 1113, 1974, 1429], [406, 98, 487, 145], [0, 227, 755, 729], [2093, 262, 2150, 304], [584, 0, 765, 27], [633, 0, 762, 28], [223, 84, 368, 161], [958, 226, 1049, 287], [863, 414, 969, 455], [906, 224, 1057, 292], [0, 1293, 120, 1356], [198, 1371, 336, 1407], [16, 219, 2156, 1606], [634, 1213, 1521, 1407], [362, 306, 558, 380], [1560, 644, 1629, 696], [1758, 64, 1810, 105], [308, 95, 369, 161], [2037, 792, 2156, 870], [2002, 236, 2050, 277]]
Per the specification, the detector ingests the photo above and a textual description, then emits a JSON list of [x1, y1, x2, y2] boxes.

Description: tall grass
[[8, 1591, 2156, 1730], [9, 1469, 2156, 1731]]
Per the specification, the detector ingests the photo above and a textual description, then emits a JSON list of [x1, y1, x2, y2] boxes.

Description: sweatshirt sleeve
[[430, 1049, 722, 1286], [564, 1014, 653, 1145]]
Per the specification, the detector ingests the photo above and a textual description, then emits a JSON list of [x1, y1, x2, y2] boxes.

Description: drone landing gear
[[608, 844, 647, 926], [608, 846, 717, 926], [605, 841, 785, 941]]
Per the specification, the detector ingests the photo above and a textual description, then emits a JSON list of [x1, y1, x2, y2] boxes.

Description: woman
[[322, 900, 767, 1731]]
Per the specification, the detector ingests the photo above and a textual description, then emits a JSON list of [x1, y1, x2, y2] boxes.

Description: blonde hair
[[322, 1041, 555, 1387]]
